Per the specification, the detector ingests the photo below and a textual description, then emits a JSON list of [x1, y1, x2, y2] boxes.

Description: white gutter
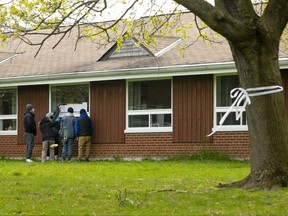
[[0, 58, 288, 87]]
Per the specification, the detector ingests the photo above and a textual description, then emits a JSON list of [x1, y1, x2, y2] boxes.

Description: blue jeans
[[25, 132, 35, 159], [62, 138, 74, 161]]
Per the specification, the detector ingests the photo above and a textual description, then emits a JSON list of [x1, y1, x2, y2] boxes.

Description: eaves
[[0, 58, 288, 87]]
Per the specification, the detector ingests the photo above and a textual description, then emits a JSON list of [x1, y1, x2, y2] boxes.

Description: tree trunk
[[218, 36, 288, 190]]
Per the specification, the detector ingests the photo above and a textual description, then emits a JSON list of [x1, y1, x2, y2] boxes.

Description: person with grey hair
[[24, 104, 37, 163], [38, 112, 58, 162]]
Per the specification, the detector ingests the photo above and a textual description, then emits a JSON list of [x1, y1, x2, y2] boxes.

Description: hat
[[46, 112, 54, 119], [80, 109, 86, 114], [26, 104, 34, 111], [67, 107, 74, 113]]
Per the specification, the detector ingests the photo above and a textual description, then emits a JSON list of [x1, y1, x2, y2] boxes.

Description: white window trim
[[213, 74, 248, 132], [49, 83, 90, 117], [125, 78, 173, 133], [0, 87, 18, 136]]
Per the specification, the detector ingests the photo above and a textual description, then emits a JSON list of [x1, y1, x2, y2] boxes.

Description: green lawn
[[0, 158, 287, 215]]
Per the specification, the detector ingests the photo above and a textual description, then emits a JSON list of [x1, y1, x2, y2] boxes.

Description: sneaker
[[50, 144, 58, 148], [26, 159, 33, 163], [46, 156, 50, 161]]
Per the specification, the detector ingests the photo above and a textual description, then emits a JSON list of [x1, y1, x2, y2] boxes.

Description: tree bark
[[174, 0, 288, 190], [219, 31, 288, 190]]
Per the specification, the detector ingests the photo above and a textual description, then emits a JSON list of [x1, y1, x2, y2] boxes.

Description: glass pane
[[0, 119, 16, 131], [216, 112, 241, 126], [51, 85, 89, 113], [129, 115, 149, 127], [0, 89, 17, 115], [216, 75, 239, 107], [242, 112, 247, 125], [151, 114, 171, 127], [128, 80, 171, 110]]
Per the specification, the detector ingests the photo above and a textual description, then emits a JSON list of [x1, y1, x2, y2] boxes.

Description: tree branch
[[174, 0, 252, 42], [262, 0, 288, 39]]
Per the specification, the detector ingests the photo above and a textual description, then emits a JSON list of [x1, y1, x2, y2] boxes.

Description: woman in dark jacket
[[39, 113, 58, 162]]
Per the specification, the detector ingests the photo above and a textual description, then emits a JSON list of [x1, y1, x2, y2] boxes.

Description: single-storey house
[[0, 13, 288, 160]]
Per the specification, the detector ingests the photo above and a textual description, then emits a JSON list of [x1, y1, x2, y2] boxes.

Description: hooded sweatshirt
[[60, 112, 76, 139], [24, 107, 37, 136], [39, 116, 56, 141], [75, 112, 93, 137]]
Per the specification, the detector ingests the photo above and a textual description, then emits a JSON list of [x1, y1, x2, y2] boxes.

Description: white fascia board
[[0, 61, 237, 87], [279, 58, 288, 69], [1, 58, 288, 87]]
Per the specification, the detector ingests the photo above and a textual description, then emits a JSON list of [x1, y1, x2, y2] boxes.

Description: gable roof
[[0, 12, 287, 87], [99, 38, 154, 60]]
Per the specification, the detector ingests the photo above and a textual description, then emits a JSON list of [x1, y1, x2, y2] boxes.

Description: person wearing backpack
[[60, 107, 76, 162]]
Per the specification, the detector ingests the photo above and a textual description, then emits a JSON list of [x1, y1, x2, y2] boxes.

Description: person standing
[[24, 104, 37, 163], [75, 109, 93, 161], [39, 112, 58, 162], [61, 107, 76, 162], [47, 105, 61, 161], [52, 105, 61, 160]]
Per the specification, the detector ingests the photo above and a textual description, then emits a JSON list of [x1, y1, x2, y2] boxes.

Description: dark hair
[[67, 107, 74, 113], [80, 109, 86, 114]]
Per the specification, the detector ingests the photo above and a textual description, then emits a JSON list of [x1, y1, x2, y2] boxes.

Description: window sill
[[0, 131, 17, 136], [125, 127, 172, 133], [211, 126, 248, 132]]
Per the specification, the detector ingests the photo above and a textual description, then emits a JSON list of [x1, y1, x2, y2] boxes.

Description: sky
[[94, 0, 215, 21]]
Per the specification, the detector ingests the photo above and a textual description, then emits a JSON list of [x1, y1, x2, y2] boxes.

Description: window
[[0, 88, 17, 135], [214, 75, 248, 131], [51, 84, 89, 116], [126, 79, 172, 132]]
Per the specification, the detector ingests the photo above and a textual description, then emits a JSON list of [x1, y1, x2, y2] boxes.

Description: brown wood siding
[[90, 80, 125, 143], [18, 85, 49, 144], [173, 75, 213, 143]]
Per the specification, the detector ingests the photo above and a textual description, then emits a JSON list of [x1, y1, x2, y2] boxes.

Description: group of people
[[24, 104, 93, 163]]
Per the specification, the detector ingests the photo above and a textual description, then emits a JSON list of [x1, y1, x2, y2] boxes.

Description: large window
[[0, 88, 17, 135], [214, 75, 248, 131], [51, 84, 89, 115], [126, 79, 172, 132]]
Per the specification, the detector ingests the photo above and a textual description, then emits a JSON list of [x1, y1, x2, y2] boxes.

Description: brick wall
[[0, 136, 42, 158], [92, 132, 250, 159], [0, 132, 250, 160]]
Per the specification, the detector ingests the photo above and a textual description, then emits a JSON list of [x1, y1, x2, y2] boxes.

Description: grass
[[0, 157, 288, 215]]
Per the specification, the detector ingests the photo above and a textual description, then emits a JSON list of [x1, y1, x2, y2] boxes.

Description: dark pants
[[62, 138, 74, 161], [25, 132, 35, 159]]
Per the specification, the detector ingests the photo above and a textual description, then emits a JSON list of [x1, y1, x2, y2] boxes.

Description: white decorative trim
[[209, 85, 283, 136]]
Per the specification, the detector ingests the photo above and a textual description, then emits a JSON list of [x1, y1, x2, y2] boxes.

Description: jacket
[[60, 113, 76, 139], [75, 112, 93, 137], [24, 111, 37, 135], [39, 116, 56, 141]]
